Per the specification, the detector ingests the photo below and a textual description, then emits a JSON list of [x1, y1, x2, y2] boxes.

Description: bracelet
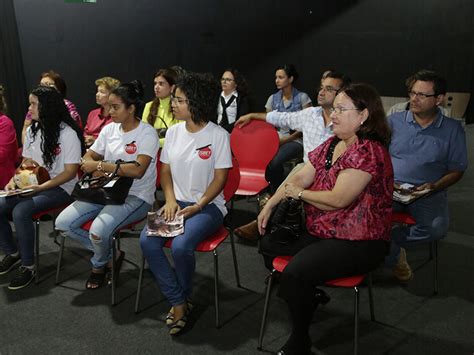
[[297, 190, 304, 200], [195, 203, 203, 211], [97, 160, 104, 172]]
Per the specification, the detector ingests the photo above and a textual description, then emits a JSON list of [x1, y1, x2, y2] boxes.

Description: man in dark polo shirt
[[387, 70, 468, 281]]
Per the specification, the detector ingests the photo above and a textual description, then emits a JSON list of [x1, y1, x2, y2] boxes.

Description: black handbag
[[267, 197, 304, 245], [71, 160, 138, 205]]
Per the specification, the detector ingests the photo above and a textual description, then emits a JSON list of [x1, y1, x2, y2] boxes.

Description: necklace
[[325, 137, 341, 170]]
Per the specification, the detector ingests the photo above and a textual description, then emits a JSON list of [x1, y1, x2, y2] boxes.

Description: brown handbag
[[13, 165, 50, 188]]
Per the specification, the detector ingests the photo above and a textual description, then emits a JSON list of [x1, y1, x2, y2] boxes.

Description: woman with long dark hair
[[259, 83, 392, 354], [21, 70, 82, 144], [142, 68, 179, 146], [0, 86, 84, 290], [56, 81, 159, 290]]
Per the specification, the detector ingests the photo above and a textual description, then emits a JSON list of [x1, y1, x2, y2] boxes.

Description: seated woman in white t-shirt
[[56, 81, 159, 290], [0, 86, 84, 290], [140, 72, 232, 336]]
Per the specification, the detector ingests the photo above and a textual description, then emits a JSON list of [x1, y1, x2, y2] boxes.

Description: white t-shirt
[[90, 121, 159, 205], [23, 124, 81, 194], [161, 121, 232, 216]]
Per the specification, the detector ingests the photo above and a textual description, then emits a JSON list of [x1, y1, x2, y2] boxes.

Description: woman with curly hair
[[0, 86, 84, 290], [0, 85, 18, 189], [217, 68, 250, 133], [21, 70, 82, 144], [139, 72, 232, 336], [56, 81, 159, 290], [142, 68, 179, 147]]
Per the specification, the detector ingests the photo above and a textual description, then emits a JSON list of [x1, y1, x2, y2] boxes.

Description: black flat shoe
[[86, 270, 106, 289], [315, 287, 330, 305]]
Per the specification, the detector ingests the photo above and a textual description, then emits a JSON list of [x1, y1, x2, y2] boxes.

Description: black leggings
[[259, 232, 389, 353]]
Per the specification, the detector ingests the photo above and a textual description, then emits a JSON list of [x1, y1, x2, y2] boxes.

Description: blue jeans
[[386, 190, 449, 266], [139, 201, 223, 306], [0, 187, 72, 266], [55, 195, 151, 269], [265, 141, 303, 194]]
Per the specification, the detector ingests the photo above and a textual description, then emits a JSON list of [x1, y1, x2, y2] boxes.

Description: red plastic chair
[[55, 156, 163, 305], [392, 212, 439, 294], [230, 120, 279, 210], [135, 157, 241, 328], [55, 216, 145, 305], [258, 256, 375, 355], [30, 170, 84, 283], [32, 203, 71, 283]]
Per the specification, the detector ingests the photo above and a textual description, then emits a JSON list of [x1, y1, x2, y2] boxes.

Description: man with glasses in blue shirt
[[387, 70, 468, 281]]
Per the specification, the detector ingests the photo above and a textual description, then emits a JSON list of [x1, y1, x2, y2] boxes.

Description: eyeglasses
[[329, 107, 360, 114], [220, 77, 234, 83], [170, 95, 188, 104], [319, 86, 339, 93], [408, 91, 438, 99]]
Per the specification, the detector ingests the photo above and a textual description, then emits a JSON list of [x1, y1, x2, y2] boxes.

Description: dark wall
[[11, 0, 474, 126], [0, 0, 27, 138]]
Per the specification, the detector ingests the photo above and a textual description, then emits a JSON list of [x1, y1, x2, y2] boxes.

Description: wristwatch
[[297, 190, 304, 200]]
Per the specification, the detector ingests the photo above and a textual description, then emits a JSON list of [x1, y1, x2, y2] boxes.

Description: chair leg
[[55, 234, 66, 284], [34, 219, 40, 284], [213, 250, 220, 328], [367, 273, 375, 321], [353, 286, 360, 355], [135, 254, 145, 314], [111, 236, 117, 306], [229, 231, 241, 287], [433, 240, 438, 295], [258, 270, 275, 351]]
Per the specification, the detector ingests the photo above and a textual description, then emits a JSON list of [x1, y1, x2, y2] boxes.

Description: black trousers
[[259, 231, 389, 353]]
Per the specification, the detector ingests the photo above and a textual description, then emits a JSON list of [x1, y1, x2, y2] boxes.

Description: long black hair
[[29, 86, 85, 169], [147, 68, 178, 126]]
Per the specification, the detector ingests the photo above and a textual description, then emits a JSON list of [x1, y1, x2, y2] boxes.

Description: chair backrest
[[230, 120, 279, 173], [381, 96, 409, 115], [444, 92, 471, 119], [223, 156, 240, 202]]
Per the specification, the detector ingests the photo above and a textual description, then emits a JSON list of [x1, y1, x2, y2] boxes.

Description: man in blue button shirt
[[387, 70, 468, 281]]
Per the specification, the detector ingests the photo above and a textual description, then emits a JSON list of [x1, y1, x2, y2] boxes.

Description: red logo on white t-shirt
[[197, 145, 212, 160], [125, 141, 137, 154], [54, 144, 61, 156]]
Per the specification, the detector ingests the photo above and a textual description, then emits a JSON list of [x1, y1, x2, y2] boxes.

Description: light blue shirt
[[267, 107, 333, 162], [388, 109, 467, 186]]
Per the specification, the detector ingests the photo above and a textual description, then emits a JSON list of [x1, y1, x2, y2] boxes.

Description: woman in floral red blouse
[[258, 83, 393, 355]]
